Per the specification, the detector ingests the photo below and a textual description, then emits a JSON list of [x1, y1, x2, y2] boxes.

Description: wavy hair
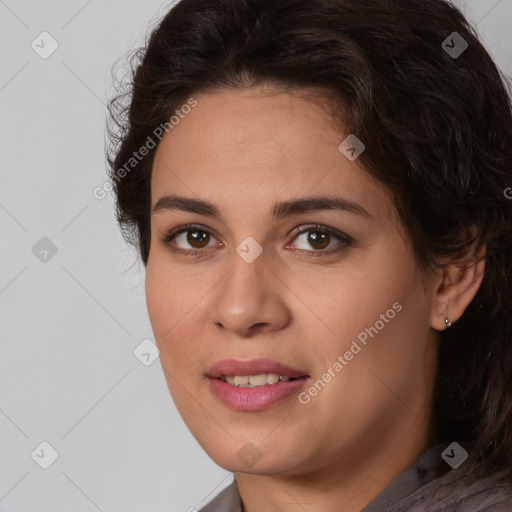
[[106, 0, 512, 481]]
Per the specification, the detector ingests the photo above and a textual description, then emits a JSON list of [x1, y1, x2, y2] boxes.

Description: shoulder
[[424, 467, 512, 512], [198, 480, 242, 512]]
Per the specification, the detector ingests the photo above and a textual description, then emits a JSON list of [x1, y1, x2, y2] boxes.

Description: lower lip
[[207, 377, 309, 411]]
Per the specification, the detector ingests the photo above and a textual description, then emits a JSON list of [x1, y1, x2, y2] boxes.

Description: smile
[[219, 374, 296, 386]]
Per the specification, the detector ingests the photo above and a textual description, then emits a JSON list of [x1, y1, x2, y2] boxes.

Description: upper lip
[[207, 358, 309, 379]]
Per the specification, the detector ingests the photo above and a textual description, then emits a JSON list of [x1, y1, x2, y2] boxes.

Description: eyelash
[[159, 223, 353, 259]]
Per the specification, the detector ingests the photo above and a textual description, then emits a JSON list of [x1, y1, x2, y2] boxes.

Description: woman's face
[[146, 85, 440, 476]]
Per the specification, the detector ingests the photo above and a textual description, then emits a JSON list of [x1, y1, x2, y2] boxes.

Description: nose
[[210, 248, 291, 338]]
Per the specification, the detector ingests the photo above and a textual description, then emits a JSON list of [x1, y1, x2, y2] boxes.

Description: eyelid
[[159, 223, 221, 253], [159, 222, 353, 255], [163, 223, 219, 242], [290, 223, 353, 244]]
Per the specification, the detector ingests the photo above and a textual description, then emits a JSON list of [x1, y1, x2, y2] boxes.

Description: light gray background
[[0, 1, 511, 511]]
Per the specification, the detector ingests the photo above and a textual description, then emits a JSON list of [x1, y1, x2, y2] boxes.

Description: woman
[[106, 0, 512, 510]]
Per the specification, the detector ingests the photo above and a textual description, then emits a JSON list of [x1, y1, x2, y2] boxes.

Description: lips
[[206, 358, 310, 411], [207, 358, 309, 379]]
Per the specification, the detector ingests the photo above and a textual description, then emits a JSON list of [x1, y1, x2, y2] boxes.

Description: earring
[[445, 317, 452, 328]]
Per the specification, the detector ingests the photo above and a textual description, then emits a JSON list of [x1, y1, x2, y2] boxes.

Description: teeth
[[221, 373, 295, 387], [249, 374, 267, 386], [266, 373, 280, 384], [233, 375, 249, 386]]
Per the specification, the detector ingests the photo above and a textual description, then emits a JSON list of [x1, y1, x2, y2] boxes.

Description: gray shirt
[[198, 442, 512, 511]]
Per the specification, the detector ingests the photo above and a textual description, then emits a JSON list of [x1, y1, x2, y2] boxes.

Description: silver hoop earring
[[445, 317, 452, 328]]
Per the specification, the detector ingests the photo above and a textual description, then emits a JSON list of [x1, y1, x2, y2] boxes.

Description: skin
[[145, 85, 485, 512]]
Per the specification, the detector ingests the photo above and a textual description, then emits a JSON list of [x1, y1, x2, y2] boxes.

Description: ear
[[430, 242, 486, 331]]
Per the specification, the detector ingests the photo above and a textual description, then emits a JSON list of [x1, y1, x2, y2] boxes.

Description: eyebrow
[[153, 194, 374, 220]]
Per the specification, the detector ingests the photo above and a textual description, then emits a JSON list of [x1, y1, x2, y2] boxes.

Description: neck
[[234, 416, 437, 512]]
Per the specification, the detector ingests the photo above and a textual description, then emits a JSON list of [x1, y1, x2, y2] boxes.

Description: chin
[[196, 434, 308, 475]]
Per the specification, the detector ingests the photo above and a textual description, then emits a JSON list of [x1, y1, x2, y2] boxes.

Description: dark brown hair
[[106, 0, 512, 480]]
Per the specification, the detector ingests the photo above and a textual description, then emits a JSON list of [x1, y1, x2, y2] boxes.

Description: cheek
[[312, 240, 431, 393], [145, 262, 172, 336], [302, 251, 433, 442], [321, 250, 416, 340], [145, 252, 195, 330], [145, 261, 185, 363], [145, 258, 209, 374]]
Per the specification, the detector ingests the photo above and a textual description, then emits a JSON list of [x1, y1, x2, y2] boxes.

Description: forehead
[[150, 86, 393, 221]]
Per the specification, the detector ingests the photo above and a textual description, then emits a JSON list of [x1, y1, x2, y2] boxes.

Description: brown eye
[[183, 229, 211, 248], [291, 224, 352, 255], [160, 222, 352, 258], [160, 224, 219, 255], [305, 231, 330, 250]]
